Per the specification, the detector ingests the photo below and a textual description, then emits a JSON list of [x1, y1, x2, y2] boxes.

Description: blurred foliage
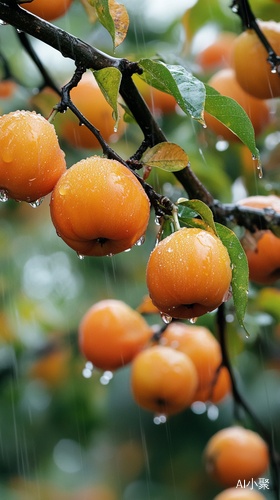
[[0, 0, 280, 499]]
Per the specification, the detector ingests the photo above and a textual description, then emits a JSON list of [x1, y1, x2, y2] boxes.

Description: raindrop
[[207, 404, 219, 421], [202, 122, 207, 129], [226, 314, 234, 323], [257, 164, 263, 179], [189, 317, 197, 324], [124, 247, 132, 252], [191, 401, 206, 414], [160, 312, 172, 324], [76, 253, 85, 260], [0, 20, 8, 26], [155, 216, 161, 226], [215, 140, 229, 152], [107, 253, 114, 257], [85, 361, 94, 370], [231, 4, 238, 12], [135, 235, 145, 246], [29, 197, 44, 208], [82, 368, 92, 378], [271, 66, 277, 74], [16, 29, 23, 34], [100, 370, 113, 385], [0, 189, 8, 202], [153, 414, 167, 425], [246, 334, 250, 339]]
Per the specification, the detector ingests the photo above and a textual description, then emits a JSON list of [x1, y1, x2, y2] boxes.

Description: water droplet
[[191, 401, 206, 414], [202, 122, 207, 129], [0, 189, 8, 202], [155, 216, 162, 226], [0, 20, 8, 25], [153, 414, 167, 425], [135, 235, 145, 246], [263, 207, 275, 222], [160, 312, 172, 324], [257, 164, 263, 178], [29, 197, 44, 208], [100, 370, 113, 385], [107, 253, 114, 257], [189, 317, 197, 324], [124, 247, 131, 252], [113, 126, 118, 133], [85, 361, 94, 370], [82, 368, 92, 378], [16, 29, 23, 33], [246, 333, 250, 339], [231, 4, 238, 12], [76, 253, 85, 260], [207, 404, 219, 421], [271, 66, 277, 74]]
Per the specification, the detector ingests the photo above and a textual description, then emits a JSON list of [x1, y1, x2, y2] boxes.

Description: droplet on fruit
[[189, 317, 198, 324], [160, 312, 172, 324], [100, 370, 113, 385], [135, 235, 145, 246], [77, 252, 85, 260], [29, 197, 44, 208], [153, 413, 167, 425]]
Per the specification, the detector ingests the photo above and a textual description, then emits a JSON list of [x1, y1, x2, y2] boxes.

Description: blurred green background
[[1, 0, 280, 498]]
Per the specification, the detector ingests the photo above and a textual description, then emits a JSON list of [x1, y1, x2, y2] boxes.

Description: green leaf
[[177, 199, 217, 234], [205, 84, 260, 163], [89, 0, 129, 50], [215, 223, 249, 334], [141, 143, 189, 172], [93, 67, 122, 129], [119, 103, 137, 124], [138, 59, 206, 122], [179, 218, 210, 231]]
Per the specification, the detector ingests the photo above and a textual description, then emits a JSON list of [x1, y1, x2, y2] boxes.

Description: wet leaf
[[215, 223, 249, 334], [89, 0, 129, 50], [177, 199, 217, 234], [141, 143, 189, 172], [93, 67, 122, 129], [205, 84, 260, 163], [119, 103, 136, 124], [138, 59, 205, 122]]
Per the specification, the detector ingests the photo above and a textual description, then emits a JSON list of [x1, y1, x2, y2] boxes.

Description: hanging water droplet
[[231, 4, 238, 12], [257, 164, 263, 179], [271, 66, 277, 74], [29, 197, 44, 208], [135, 235, 145, 246], [107, 253, 114, 257], [189, 317, 197, 324], [0, 189, 8, 202], [82, 368, 92, 378], [160, 312, 172, 324], [155, 216, 161, 226], [0, 20, 8, 26], [85, 361, 94, 370], [77, 253, 85, 260], [124, 247, 132, 252], [153, 413, 167, 425], [246, 333, 250, 339], [100, 370, 113, 385], [16, 29, 23, 34], [207, 404, 219, 421]]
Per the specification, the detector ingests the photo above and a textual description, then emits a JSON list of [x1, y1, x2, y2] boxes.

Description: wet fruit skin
[[204, 426, 269, 487], [204, 68, 270, 142], [22, 0, 73, 22], [0, 110, 66, 202], [213, 487, 267, 500], [146, 228, 232, 320], [237, 195, 280, 284], [131, 345, 198, 415], [161, 322, 231, 403], [60, 72, 125, 150], [50, 156, 150, 257], [233, 21, 280, 99], [78, 300, 152, 371]]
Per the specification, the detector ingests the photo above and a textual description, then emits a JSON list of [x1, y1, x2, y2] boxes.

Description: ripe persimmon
[[22, 0, 73, 22], [0, 110, 66, 202], [233, 21, 280, 99], [60, 72, 125, 150], [146, 228, 232, 320], [131, 345, 198, 415], [160, 322, 231, 403], [205, 69, 270, 142], [238, 195, 280, 284], [50, 156, 150, 257], [204, 426, 269, 487], [214, 488, 266, 500], [78, 300, 152, 371], [195, 32, 237, 72]]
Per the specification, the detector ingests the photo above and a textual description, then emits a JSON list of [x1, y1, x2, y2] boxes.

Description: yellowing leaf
[[141, 143, 189, 172], [109, 0, 129, 48]]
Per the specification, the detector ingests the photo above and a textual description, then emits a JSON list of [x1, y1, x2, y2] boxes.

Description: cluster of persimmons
[[1, 1, 279, 498]]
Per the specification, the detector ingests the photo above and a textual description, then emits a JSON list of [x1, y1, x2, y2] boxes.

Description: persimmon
[[233, 21, 280, 99], [237, 195, 280, 284], [204, 426, 269, 487], [50, 156, 150, 257], [0, 79, 17, 99], [146, 228, 232, 320], [195, 32, 237, 71], [160, 322, 231, 403], [131, 345, 198, 415], [0, 110, 66, 202], [205, 69, 270, 142], [60, 72, 125, 150], [78, 300, 152, 371], [22, 0, 73, 22], [214, 488, 267, 500]]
